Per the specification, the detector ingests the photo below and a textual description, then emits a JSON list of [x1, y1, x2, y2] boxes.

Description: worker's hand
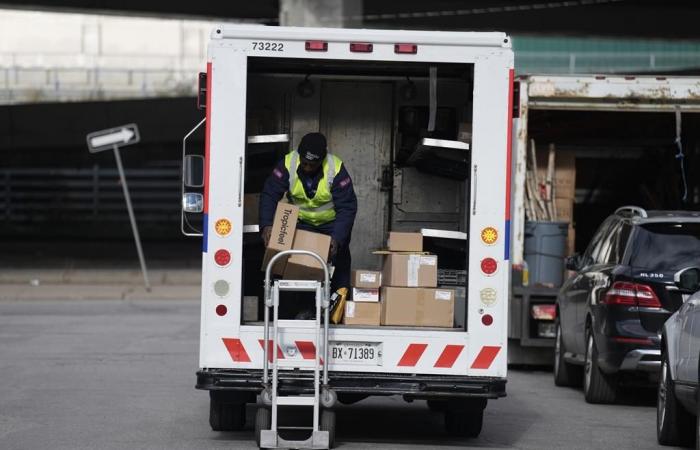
[[261, 226, 272, 247], [329, 239, 339, 259]]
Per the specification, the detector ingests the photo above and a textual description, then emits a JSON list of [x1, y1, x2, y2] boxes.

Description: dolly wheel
[[254, 407, 271, 448], [320, 409, 336, 448]]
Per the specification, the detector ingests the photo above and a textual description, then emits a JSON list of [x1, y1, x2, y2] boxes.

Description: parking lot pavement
[[0, 299, 663, 450]]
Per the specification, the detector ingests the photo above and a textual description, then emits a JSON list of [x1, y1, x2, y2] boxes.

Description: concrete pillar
[[279, 0, 362, 28]]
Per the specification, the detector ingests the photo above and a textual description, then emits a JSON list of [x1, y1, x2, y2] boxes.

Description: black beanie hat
[[298, 132, 327, 162]]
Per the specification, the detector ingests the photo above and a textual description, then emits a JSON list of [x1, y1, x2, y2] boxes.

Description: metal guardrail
[[516, 51, 700, 75]]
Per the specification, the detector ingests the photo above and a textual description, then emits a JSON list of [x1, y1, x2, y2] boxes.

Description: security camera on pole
[[86, 124, 151, 291]]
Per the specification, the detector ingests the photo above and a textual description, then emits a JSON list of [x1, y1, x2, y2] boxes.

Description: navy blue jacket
[[259, 156, 358, 245]]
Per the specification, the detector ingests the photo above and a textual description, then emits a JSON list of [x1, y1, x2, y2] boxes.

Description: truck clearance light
[[481, 258, 498, 275], [350, 42, 373, 53], [216, 304, 227, 316], [214, 218, 232, 236], [395, 43, 418, 54], [603, 281, 661, 308], [480, 288, 497, 306], [305, 41, 328, 52], [531, 304, 556, 321], [214, 249, 231, 267], [482, 314, 494, 326], [480, 227, 498, 245], [213, 280, 230, 297]]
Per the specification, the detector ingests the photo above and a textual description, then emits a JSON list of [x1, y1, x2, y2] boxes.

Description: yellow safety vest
[[285, 151, 342, 226]]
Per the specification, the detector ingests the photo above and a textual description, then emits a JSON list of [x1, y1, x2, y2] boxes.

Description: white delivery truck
[[508, 74, 700, 364], [181, 24, 514, 448]]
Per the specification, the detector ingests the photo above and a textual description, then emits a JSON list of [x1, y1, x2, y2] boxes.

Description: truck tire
[[209, 391, 246, 431], [583, 332, 617, 404], [553, 320, 583, 387], [254, 407, 271, 448], [657, 351, 694, 446], [320, 409, 336, 448], [443, 399, 486, 438]]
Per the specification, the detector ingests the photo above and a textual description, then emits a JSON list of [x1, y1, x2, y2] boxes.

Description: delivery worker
[[259, 132, 357, 292]]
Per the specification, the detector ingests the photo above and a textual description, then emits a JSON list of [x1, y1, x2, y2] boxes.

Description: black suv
[[554, 206, 700, 403]]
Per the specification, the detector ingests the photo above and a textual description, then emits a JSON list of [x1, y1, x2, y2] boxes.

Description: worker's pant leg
[[330, 237, 351, 292]]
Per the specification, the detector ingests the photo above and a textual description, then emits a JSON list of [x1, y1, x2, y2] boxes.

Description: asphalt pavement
[[0, 298, 674, 449]]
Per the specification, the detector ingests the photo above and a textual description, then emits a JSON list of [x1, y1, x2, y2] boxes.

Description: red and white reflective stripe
[[397, 343, 428, 367], [295, 340, 317, 359], [258, 339, 284, 362], [470, 346, 501, 369], [434, 345, 465, 368], [222, 338, 251, 362]]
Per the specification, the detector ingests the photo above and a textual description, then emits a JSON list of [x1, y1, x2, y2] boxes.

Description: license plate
[[329, 341, 382, 365]]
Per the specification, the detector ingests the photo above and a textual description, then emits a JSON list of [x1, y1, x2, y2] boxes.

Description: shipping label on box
[[387, 232, 423, 252], [382, 253, 437, 287], [261, 202, 299, 274], [283, 229, 331, 281], [352, 270, 382, 288], [352, 287, 379, 302], [343, 301, 381, 326]]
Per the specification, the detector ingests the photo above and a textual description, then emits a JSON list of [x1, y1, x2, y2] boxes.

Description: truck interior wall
[[243, 58, 474, 326], [528, 109, 700, 251]]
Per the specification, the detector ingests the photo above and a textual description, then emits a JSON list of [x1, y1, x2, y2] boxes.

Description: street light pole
[[112, 144, 151, 292]]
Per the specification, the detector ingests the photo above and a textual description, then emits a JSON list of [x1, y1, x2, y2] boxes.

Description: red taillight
[[480, 257, 498, 275], [214, 249, 231, 267], [531, 304, 557, 320], [603, 281, 662, 308], [395, 43, 417, 54], [482, 314, 493, 326], [350, 42, 373, 52], [305, 41, 328, 52]]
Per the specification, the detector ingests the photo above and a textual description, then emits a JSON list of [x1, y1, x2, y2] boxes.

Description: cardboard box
[[382, 253, 437, 287], [380, 287, 454, 327], [387, 232, 423, 252], [536, 148, 576, 199], [352, 270, 382, 289], [555, 198, 574, 222], [244, 193, 260, 226], [343, 301, 381, 326], [352, 287, 379, 302], [261, 202, 299, 275], [283, 229, 331, 280]]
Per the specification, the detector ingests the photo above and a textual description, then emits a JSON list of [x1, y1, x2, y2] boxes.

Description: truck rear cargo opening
[[181, 25, 513, 446]]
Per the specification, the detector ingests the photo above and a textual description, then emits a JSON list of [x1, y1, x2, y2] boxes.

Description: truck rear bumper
[[196, 369, 506, 399]]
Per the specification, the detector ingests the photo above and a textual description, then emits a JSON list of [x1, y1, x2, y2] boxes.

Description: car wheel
[[553, 319, 583, 387], [209, 391, 246, 431], [657, 351, 694, 446], [583, 331, 617, 404]]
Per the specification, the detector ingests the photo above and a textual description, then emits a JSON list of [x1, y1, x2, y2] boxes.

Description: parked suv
[[554, 206, 700, 403]]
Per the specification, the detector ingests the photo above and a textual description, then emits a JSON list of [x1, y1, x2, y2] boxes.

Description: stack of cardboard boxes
[[343, 232, 455, 328]]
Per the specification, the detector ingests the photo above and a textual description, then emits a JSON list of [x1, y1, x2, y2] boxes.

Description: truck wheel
[[254, 407, 271, 448], [444, 399, 486, 438], [444, 408, 483, 438], [657, 351, 694, 446], [553, 320, 583, 387], [427, 400, 447, 412], [583, 332, 617, 404], [320, 409, 336, 448], [209, 391, 246, 431]]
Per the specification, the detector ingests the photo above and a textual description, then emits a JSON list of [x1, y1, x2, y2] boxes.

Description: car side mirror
[[565, 253, 581, 271], [674, 267, 700, 293]]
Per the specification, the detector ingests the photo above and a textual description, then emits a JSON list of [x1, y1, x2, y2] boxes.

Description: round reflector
[[214, 279, 230, 297], [216, 304, 227, 316], [480, 288, 497, 306], [481, 258, 498, 275], [480, 227, 498, 245], [215, 218, 232, 236], [482, 314, 494, 326], [214, 249, 231, 267]]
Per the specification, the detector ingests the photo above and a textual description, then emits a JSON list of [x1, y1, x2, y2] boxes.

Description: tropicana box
[[381, 287, 455, 327], [261, 201, 299, 275], [282, 229, 331, 280]]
